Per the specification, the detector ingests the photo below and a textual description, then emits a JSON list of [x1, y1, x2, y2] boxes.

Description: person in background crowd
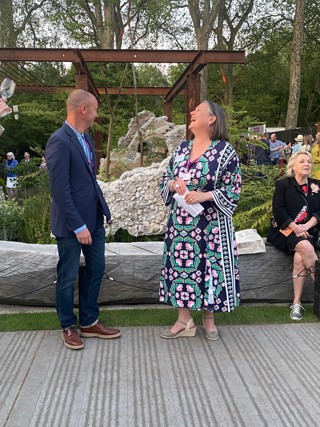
[[283, 141, 293, 164], [21, 152, 31, 163], [292, 134, 312, 154], [39, 156, 47, 169], [269, 133, 286, 166], [159, 100, 241, 341], [46, 89, 121, 350], [292, 134, 304, 154], [279, 144, 286, 166], [311, 132, 320, 179], [5, 152, 18, 199], [267, 151, 320, 320], [303, 134, 313, 151], [253, 135, 270, 166]]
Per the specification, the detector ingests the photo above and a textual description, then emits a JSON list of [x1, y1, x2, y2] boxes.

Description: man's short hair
[[66, 89, 94, 111]]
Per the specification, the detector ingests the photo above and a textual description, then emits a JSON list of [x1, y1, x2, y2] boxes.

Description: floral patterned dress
[[159, 139, 241, 312]]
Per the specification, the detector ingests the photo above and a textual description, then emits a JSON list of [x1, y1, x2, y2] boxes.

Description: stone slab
[[0, 241, 314, 306]]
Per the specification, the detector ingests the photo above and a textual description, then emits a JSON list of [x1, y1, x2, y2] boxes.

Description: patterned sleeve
[[160, 155, 175, 206], [210, 146, 241, 218]]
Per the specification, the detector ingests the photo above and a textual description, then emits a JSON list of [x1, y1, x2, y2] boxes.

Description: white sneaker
[[290, 303, 304, 321]]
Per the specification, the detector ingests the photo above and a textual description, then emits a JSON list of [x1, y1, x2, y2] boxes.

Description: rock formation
[[99, 111, 186, 236]]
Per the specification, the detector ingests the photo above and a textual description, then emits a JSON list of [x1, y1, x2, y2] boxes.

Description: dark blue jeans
[[56, 217, 105, 329]]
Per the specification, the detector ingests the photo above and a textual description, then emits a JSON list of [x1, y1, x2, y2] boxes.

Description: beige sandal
[[160, 318, 197, 339], [202, 315, 219, 341]]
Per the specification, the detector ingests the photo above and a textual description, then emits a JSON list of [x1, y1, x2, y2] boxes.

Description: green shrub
[[0, 168, 52, 243], [234, 164, 283, 236], [0, 200, 23, 241], [17, 194, 51, 243]]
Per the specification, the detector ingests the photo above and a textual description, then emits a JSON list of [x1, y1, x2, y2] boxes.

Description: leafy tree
[[214, 0, 255, 106], [135, 64, 168, 116], [50, 0, 123, 48], [0, 92, 67, 160], [0, 0, 51, 48], [232, 31, 292, 126]]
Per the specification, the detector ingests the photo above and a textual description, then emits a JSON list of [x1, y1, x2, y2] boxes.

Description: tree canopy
[[1, 0, 320, 160]]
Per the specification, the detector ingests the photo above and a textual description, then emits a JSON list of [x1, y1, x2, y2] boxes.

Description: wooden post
[[74, 72, 89, 91], [186, 72, 200, 140], [164, 102, 172, 122]]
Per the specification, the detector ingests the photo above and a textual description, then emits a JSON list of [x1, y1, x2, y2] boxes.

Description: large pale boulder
[[100, 158, 169, 237], [100, 112, 186, 237]]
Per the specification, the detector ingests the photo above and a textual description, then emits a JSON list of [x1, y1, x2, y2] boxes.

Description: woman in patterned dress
[[159, 101, 241, 340]]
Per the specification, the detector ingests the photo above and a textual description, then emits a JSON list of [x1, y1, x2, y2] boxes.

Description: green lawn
[[0, 304, 318, 332]]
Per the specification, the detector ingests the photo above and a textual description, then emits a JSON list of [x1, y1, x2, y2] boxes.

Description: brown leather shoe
[[80, 321, 121, 339], [61, 326, 84, 350]]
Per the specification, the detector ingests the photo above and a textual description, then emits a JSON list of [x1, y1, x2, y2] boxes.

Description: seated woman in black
[[267, 151, 320, 320]]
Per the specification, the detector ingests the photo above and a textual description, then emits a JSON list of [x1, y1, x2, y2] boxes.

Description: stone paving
[[1, 323, 320, 427]]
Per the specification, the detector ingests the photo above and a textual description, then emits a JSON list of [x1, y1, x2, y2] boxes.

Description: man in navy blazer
[[46, 89, 121, 350]]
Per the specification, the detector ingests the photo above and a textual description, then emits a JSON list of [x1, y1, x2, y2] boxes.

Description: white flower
[[311, 183, 320, 194]]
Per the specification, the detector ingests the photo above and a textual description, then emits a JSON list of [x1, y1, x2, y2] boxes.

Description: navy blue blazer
[[45, 122, 111, 238]]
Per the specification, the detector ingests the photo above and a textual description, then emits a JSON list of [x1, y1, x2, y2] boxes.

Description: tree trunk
[[0, 0, 16, 48], [223, 64, 234, 106], [214, 0, 254, 107], [285, 0, 305, 129], [188, 0, 222, 100], [99, 0, 115, 48]]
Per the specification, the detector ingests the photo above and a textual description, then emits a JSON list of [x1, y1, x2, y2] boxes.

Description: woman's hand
[[293, 224, 310, 238], [170, 179, 187, 195], [303, 217, 318, 232], [185, 191, 212, 204]]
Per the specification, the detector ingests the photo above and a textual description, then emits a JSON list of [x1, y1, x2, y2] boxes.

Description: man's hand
[[76, 228, 92, 245]]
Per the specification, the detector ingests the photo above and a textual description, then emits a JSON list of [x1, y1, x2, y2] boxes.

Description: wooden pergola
[[0, 48, 245, 159]]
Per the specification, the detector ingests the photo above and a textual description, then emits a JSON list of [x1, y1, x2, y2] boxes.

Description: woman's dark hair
[[205, 100, 229, 141]]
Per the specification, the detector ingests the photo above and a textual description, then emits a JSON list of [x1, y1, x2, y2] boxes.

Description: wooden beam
[[0, 48, 245, 64], [165, 51, 206, 103], [15, 85, 186, 96], [73, 49, 99, 99]]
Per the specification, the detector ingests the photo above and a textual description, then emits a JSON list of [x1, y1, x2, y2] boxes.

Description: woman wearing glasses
[[268, 151, 320, 320]]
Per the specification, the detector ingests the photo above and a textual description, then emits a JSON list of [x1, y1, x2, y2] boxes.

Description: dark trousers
[[55, 214, 105, 329]]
